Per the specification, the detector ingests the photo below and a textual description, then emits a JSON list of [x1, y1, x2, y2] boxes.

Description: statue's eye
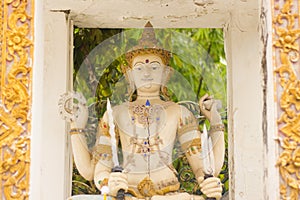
[[150, 63, 160, 70], [134, 64, 143, 71]]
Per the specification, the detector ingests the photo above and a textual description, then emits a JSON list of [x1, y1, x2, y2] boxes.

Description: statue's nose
[[144, 67, 151, 77]]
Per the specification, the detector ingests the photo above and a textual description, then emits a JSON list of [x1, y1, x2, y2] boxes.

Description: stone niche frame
[[28, 0, 282, 200]]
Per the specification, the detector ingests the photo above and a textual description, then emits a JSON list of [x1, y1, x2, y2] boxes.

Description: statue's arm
[[177, 103, 225, 177], [92, 109, 127, 195], [177, 105, 205, 179], [198, 94, 225, 176], [94, 158, 112, 190], [93, 112, 114, 190], [210, 125, 225, 176], [177, 104, 224, 199], [71, 134, 95, 180], [70, 103, 95, 181]]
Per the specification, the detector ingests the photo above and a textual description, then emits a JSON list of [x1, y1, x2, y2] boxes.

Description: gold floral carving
[[0, 0, 34, 199], [273, 0, 300, 199]]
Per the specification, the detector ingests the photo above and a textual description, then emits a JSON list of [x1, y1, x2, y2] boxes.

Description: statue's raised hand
[[71, 101, 88, 129], [58, 91, 88, 129], [107, 172, 128, 197], [199, 94, 222, 125]]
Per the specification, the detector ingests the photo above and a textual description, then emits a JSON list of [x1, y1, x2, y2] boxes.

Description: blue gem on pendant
[[145, 99, 151, 107]]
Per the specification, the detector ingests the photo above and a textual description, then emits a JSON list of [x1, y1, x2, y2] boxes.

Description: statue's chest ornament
[[123, 101, 175, 177], [127, 101, 172, 157], [129, 103, 159, 126], [130, 136, 163, 155]]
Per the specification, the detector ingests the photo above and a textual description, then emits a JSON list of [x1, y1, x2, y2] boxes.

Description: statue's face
[[131, 54, 165, 93]]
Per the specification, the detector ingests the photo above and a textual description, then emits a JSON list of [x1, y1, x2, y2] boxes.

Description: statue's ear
[[161, 66, 174, 86], [124, 69, 133, 83], [123, 69, 136, 98]]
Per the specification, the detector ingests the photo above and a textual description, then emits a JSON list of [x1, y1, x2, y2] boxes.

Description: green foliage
[[72, 27, 228, 196], [72, 166, 100, 195]]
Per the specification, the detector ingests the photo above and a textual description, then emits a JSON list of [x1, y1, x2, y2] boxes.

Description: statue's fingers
[[201, 186, 222, 195], [109, 178, 128, 187], [210, 99, 222, 111], [203, 99, 213, 110], [206, 191, 222, 199], [116, 182, 128, 190], [109, 178, 127, 185], [116, 178, 128, 185], [110, 172, 127, 179], [197, 176, 204, 184], [108, 179, 128, 194], [200, 182, 215, 191], [199, 94, 209, 104], [199, 95, 212, 116], [200, 177, 221, 190], [200, 177, 220, 186]]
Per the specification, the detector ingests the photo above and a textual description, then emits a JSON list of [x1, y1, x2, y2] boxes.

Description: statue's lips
[[141, 79, 154, 88], [141, 78, 154, 81]]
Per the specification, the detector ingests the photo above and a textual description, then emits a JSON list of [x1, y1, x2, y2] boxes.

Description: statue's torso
[[113, 101, 181, 196]]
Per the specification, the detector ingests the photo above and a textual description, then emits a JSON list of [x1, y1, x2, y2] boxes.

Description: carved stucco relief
[[0, 0, 34, 199], [273, 0, 300, 199]]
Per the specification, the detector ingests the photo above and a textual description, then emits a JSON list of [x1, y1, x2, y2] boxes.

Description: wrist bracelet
[[209, 124, 225, 134], [69, 128, 86, 135]]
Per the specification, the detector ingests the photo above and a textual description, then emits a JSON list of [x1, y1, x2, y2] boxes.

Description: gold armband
[[92, 144, 112, 162], [69, 128, 86, 135], [209, 124, 225, 134]]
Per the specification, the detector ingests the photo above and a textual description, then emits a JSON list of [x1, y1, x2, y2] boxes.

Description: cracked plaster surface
[[46, 0, 257, 28]]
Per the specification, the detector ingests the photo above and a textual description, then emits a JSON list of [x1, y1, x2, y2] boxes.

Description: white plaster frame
[[30, 0, 280, 199], [31, 8, 73, 200]]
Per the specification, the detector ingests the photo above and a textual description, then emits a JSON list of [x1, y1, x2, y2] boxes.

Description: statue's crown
[[125, 22, 171, 67]]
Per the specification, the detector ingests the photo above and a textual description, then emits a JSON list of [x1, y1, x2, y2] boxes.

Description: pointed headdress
[[125, 22, 172, 67]]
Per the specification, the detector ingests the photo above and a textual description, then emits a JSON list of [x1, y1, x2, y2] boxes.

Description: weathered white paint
[[30, 0, 44, 199], [30, 5, 73, 199], [262, 0, 280, 199], [43, 0, 260, 28], [225, 1, 279, 199], [30, 0, 280, 199], [225, 20, 264, 199]]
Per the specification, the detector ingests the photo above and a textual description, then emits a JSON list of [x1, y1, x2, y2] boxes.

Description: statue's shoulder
[[162, 100, 178, 108], [162, 101, 189, 118], [164, 101, 194, 112], [112, 102, 128, 109], [176, 101, 200, 119], [112, 102, 130, 115], [157, 101, 180, 114]]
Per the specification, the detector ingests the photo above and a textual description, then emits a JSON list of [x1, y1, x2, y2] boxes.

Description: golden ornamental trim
[[273, 0, 300, 199], [0, 0, 34, 199]]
